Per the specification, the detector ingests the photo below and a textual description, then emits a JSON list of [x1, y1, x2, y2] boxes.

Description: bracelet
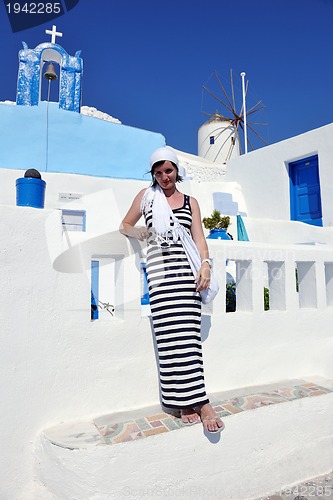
[[201, 258, 212, 267]]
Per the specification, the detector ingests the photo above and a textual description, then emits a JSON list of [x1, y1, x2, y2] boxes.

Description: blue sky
[[0, 0, 332, 155]]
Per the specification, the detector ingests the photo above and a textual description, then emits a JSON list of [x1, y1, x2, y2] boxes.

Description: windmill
[[198, 69, 267, 164]]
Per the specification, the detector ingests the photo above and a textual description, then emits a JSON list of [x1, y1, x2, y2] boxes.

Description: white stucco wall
[[0, 167, 246, 235], [1, 203, 333, 498], [0, 205, 160, 498], [224, 122, 333, 226]]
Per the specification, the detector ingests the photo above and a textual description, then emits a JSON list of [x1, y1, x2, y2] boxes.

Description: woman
[[119, 147, 224, 433]]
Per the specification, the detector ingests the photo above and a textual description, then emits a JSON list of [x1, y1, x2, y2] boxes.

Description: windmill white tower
[[198, 69, 267, 164], [198, 111, 241, 164]]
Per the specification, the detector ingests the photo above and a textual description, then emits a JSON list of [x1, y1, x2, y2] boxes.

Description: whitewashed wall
[[1, 167, 246, 234], [1, 204, 333, 498], [224, 122, 333, 226]]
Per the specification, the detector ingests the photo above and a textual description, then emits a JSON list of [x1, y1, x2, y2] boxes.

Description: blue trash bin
[[16, 177, 46, 208]]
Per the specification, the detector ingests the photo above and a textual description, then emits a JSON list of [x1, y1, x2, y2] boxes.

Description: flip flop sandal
[[181, 419, 198, 426], [201, 417, 225, 433], [180, 411, 200, 426]]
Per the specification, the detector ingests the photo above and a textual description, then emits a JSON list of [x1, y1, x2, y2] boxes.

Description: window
[[61, 209, 86, 231], [210, 136, 215, 145], [90, 257, 115, 320]]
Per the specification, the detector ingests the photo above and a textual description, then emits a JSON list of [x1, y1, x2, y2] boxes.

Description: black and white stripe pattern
[[145, 195, 209, 409]]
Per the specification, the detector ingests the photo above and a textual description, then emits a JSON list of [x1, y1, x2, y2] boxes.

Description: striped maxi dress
[[145, 194, 210, 410]]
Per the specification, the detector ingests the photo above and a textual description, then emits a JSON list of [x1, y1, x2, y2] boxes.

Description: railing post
[[236, 260, 253, 311], [315, 260, 327, 310], [252, 258, 265, 312], [266, 261, 286, 310], [284, 258, 299, 310], [324, 262, 333, 307], [209, 244, 227, 314]]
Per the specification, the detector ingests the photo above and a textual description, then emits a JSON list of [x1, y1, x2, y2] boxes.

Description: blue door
[[289, 155, 322, 226]]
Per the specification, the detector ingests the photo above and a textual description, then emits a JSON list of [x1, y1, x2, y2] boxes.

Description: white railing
[[59, 229, 333, 318], [208, 240, 333, 314]]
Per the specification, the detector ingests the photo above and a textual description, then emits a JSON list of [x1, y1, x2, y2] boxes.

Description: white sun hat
[[149, 146, 179, 168]]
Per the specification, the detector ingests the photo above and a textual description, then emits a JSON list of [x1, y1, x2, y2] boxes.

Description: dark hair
[[150, 160, 183, 187]]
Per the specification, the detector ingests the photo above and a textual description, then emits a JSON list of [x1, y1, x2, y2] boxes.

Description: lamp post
[[240, 72, 248, 154]]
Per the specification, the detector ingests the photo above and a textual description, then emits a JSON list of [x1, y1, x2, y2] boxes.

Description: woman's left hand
[[195, 262, 211, 292]]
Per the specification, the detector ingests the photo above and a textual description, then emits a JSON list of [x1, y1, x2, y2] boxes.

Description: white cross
[[45, 25, 63, 44]]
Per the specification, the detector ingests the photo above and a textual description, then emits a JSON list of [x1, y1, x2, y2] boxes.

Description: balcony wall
[[1, 205, 333, 499]]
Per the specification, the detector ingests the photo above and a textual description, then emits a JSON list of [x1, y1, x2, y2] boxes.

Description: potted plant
[[202, 210, 232, 240]]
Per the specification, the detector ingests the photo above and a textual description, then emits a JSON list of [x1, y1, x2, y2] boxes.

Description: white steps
[[35, 377, 333, 500]]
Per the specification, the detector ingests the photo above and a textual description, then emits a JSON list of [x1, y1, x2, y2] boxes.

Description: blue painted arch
[[16, 42, 83, 112]]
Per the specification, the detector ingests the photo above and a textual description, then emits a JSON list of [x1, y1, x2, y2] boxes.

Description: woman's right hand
[[133, 226, 149, 241], [119, 189, 148, 240], [122, 225, 149, 241]]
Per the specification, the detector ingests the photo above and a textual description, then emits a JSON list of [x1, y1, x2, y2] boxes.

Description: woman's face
[[153, 161, 178, 190]]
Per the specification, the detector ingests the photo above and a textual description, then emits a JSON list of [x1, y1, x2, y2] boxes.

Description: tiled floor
[[94, 381, 331, 445], [43, 379, 332, 449]]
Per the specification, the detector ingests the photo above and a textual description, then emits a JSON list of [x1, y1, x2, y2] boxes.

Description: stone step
[[36, 376, 333, 500], [43, 377, 332, 449]]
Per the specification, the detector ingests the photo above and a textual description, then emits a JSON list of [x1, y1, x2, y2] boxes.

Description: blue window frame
[[61, 209, 86, 231], [91, 260, 99, 320]]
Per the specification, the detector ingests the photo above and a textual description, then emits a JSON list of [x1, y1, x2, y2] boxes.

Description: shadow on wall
[[213, 192, 239, 216], [201, 314, 212, 342], [52, 230, 143, 273]]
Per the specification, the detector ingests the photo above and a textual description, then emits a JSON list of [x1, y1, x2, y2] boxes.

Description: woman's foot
[[180, 408, 200, 426], [197, 403, 225, 433]]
